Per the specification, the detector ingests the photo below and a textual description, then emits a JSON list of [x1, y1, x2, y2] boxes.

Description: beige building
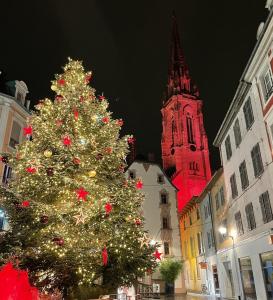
[[0, 79, 31, 229]]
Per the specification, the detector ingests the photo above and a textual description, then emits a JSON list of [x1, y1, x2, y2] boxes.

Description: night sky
[[0, 1, 268, 172]]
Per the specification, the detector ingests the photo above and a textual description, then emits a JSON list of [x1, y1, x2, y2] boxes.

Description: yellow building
[[180, 196, 203, 293], [0, 80, 30, 229]]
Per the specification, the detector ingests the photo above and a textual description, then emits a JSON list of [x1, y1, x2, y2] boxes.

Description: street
[[160, 295, 220, 300]]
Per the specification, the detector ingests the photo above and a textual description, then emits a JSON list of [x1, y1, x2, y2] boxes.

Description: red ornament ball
[[102, 116, 109, 124], [96, 153, 103, 160], [62, 135, 72, 146], [57, 79, 66, 86], [52, 237, 64, 246], [135, 218, 142, 226], [21, 201, 30, 208], [73, 157, 81, 165]]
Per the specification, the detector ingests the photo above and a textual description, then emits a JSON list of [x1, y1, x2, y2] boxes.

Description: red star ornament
[[153, 250, 162, 260], [26, 166, 36, 173], [76, 187, 89, 201], [21, 200, 30, 207], [102, 247, 108, 266], [23, 126, 32, 136], [136, 179, 143, 189], [116, 119, 123, 126], [62, 135, 72, 146], [127, 137, 135, 144], [85, 74, 92, 83], [104, 202, 112, 214], [57, 79, 66, 86], [102, 116, 109, 124]]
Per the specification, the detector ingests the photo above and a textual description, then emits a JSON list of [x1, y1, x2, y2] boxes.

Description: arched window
[[186, 116, 195, 144]]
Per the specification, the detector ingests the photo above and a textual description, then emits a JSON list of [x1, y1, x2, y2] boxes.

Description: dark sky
[[0, 0, 268, 171]]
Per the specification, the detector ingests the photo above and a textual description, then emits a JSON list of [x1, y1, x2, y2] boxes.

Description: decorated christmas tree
[[0, 59, 158, 296]]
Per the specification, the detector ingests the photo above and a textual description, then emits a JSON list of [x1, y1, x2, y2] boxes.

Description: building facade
[[126, 160, 184, 294], [161, 14, 211, 212], [0, 80, 31, 230], [214, 3, 273, 299]]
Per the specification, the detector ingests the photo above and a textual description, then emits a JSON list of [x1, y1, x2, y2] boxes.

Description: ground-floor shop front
[[217, 231, 273, 300]]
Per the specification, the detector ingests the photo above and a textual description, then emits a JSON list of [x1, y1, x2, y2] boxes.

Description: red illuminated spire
[[165, 12, 199, 102]]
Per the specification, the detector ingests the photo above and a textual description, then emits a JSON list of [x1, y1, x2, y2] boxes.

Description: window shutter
[[245, 205, 251, 230], [264, 191, 273, 222], [259, 194, 267, 223]]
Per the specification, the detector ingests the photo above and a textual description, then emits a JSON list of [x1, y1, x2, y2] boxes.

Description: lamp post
[[218, 227, 242, 300]]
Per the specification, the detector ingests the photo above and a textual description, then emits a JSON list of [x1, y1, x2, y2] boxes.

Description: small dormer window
[[160, 193, 168, 204], [157, 174, 164, 183], [129, 170, 136, 179]]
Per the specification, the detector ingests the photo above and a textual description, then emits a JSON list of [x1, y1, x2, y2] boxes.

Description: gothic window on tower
[[160, 192, 168, 204], [128, 170, 136, 179], [157, 174, 164, 184], [186, 116, 195, 145], [162, 217, 169, 229], [189, 161, 199, 174], [164, 242, 170, 255], [171, 118, 175, 147]]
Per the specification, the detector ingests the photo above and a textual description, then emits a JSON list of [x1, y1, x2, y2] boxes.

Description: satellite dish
[[257, 22, 265, 40]]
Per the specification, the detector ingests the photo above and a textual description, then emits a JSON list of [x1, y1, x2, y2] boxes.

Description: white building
[[0, 79, 31, 230], [126, 160, 184, 294], [214, 2, 273, 299]]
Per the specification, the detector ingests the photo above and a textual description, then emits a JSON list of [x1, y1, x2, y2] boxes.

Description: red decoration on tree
[[52, 237, 64, 246], [76, 187, 89, 201], [102, 247, 108, 266], [56, 119, 63, 127], [62, 135, 72, 146], [73, 157, 81, 165], [40, 215, 49, 224], [102, 116, 109, 124], [55, 95, 63, 102], [0, 263, 39, 300], [135, 218, 142, 225], [99, 95, 105, 101], [73, 108, 79, 120], [57, 79, 66, 86], [85, 74, 92, 83], [127, 137, 135, 144], [21, 201, 30, 207], [79, 96, 84, 102], [153, 250, 162, 260], [0, 155, 8, 164], [136, 180, 143, 189], [23, 126, 32, 136], [104, 202, 112, 214], [105, 147, 112, 154], [116, 119, 124, 126], [26, 167, 36, 174]]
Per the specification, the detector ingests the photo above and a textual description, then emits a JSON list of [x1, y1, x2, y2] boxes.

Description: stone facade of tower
[[161, 15, 211, 212]]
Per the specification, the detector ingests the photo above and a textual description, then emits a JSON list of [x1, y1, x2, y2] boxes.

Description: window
[[245, 203, 256, 231], [196, 208, 200, 220], [261, 251, 273, 299], [243, 97, 254, 130], [233, 119, 242, 147], [197, 232, 203, 255], [186, 116, 195, 144], [162, 217, 168, 229], [225, 135, 232, 160], [219, 219, 227, 242], [219, 186, 225, 206], [215, 192, 220, 210], [235, 211, 244, 236], [160, 193, 168, 204], [2, 165, 12, 185], [230, 173, 238, 199], [251, 143, 264, 177], [239, 160, 249, 190], [164, 242, 170, 255], [259, 191, 273, 223], [239, 257, 257, 299], [9, 121, 21, 149], [157, 174, 164, 184], [128, 170, 136, 179], [262, 68, 273, 101]]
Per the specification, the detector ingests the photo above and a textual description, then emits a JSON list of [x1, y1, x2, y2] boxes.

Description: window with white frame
[[230, 173, 238, 199], [225, 135, 232, 160], [259, 191, 273, 224], [160, 192, 168, 204], [219, 186, 225, 206], [239, 160, 249, 190], [235, 211, 244, 236], [9, 121, 21, 149], [233, 118, 242, 147], [251, 143, 264, 178], [245, 202, 256, 231], [261, 67, 273, 102], [243, 97, 255, 130]]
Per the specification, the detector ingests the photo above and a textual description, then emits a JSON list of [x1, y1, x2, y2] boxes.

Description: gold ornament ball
[[44, 150, 53, 158], [88, 170, 97, 178], [51, 85, 57, 91], [91, 115, 97, 122]]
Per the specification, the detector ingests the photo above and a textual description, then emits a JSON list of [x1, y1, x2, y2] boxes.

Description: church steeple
[[161, 13, 211, 212], [165, 13, 199, 102]]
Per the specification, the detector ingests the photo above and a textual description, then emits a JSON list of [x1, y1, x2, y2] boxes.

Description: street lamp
[[218, 226, 242, 300]]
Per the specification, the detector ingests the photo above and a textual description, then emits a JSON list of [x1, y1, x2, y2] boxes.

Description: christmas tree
[[0, 58, 158, 295]]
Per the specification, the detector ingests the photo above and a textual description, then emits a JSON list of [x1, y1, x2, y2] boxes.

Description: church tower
[[161, 14, 211, 212]]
